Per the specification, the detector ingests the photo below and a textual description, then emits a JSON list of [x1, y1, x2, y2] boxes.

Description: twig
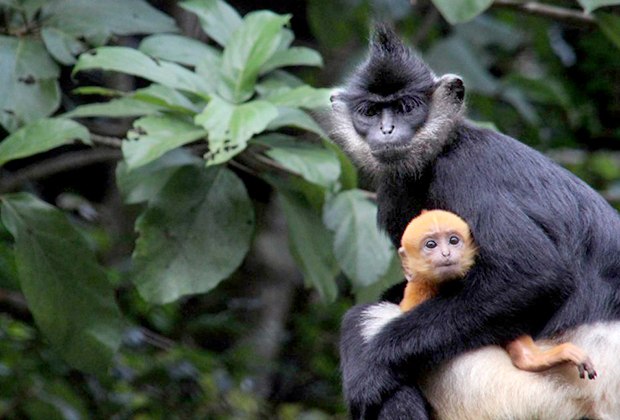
[[0, 148, 122, 193], [138, 326, 175, 350], [492, 1, 596, 25], [91, 133, 123, 148]]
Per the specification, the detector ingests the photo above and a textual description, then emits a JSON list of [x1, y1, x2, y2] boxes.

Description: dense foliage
[[1, 0, 620, 417]]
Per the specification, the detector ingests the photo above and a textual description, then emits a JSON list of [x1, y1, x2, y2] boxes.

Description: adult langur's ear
[[330, 88, 345, 107], [432, 73, 465, 102]]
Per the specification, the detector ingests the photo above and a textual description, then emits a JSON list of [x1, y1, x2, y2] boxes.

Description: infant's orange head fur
[[399, 210, 476, 283]]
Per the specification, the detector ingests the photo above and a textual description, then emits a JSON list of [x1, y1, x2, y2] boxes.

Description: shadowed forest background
[[1, 0, 620, 418]]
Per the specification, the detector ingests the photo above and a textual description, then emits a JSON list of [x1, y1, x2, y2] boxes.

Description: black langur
[[332, 25, 620, 419], [399, 209, 596, 379]]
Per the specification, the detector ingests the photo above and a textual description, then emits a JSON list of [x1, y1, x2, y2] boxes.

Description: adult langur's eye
[[400, 98, 415, 113], [449, 236, 460, 245], [425, 240, 437, 249], [361, 105, 378, 117]]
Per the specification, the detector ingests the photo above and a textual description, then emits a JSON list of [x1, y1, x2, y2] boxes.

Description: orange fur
[[398, 210, 596, 380]]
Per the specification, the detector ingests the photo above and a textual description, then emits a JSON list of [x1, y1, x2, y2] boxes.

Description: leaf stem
[[492, 1, 596, 25]]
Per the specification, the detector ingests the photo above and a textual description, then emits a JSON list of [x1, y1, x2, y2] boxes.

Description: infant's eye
[[425, 240, 437, 249], [449, 236, 460, 245]]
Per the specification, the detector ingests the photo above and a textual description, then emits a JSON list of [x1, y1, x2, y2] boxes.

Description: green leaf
[[502, 75, 572, 110], [266, 107, 327, 137], [260, 47, 324, 74], [219, 11, 291, 103], [323, 190, 394, 287], [425, 36, 498, 96], [0, 35, 60, 132], [324, 139, 358, 190], [195, 95, 235, 143], [431, 0, 494, 24], [132, 165, 254, 304], [577, 0, 620, 13], [122, 115, 207, 170], [354, 254, 404, 303], [278, 189, 339, 302], [256, 70, 304, 96], [133, 84, 202, 114], [69, 85, 201, 116], [62, 98, 164, 119], [228, 100, 278, 147], [264, 86, 331, 109], [116, 149, 201, 204], [1, 193, 123, 374], [41, 0, 178, 40], [139, 34, 221, 67], [595, 12, 620, 50], [0, 119, 90, 168], [258, 134, 341, 188], [73, 47, 212, 97], [180, 0, 243, 47], [41, 27, 86, 65], [196, 98, 278, 166]]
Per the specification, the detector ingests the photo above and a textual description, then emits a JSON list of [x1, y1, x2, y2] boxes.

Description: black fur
[[336, 28, 620, 419]]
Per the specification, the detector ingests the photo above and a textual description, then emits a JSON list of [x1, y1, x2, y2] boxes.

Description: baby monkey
[[398, 210, 597, 380]]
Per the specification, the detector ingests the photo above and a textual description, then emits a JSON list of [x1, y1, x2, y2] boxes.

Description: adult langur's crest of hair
[[352, 23, 436, 97]]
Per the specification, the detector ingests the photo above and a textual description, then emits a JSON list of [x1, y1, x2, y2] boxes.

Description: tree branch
[[91, 133, 123, 148], [0, 148, 123, 193], [492, 1, 596, 25]]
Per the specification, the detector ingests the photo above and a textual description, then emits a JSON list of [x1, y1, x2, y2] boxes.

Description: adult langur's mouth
[[371, 144, 413, 162]]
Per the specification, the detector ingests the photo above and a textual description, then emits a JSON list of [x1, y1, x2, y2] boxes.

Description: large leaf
[[0, 119, 90, 168], [228, 100, 278, 148], [425, 36, 498, 96], [139, 34, 220, 67], [266, 107, 327, 137], [257, 134, 341, 188], [577, 0, 620, 13], [265, 86, 331, 109], [122, 115, 207, 170], [354, 254, 404, 303], [116, 149, 201, 204], [180, 0, 243, 47], [40, 0, 178, 40], [73, 47, 212, 97], [62, 98, 165, 119], [323, 190, 394, 287], [260, 47, 324, 74], [431, 0, 494, 24], [196, 98, 278, 166], [278, 189, 339, 302], [0, 36, 60, 132], [133, 84, 202, 114], [194, 95, 235, 143], [41, 27, 86, 65], [324, 140, 358, 191], [0, 193, 123, 374], [132, 165, 254, 304], [219, 11, 291, 103]]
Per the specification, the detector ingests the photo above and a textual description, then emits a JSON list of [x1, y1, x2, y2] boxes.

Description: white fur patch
[[423, 321, 620, 420], [360, 302, 403, 342]]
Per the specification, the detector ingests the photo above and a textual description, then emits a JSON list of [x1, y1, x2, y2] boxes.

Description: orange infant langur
[[398, 210, 597, 380]]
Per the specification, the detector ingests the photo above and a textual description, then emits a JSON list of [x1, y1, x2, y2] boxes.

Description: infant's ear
[[398, 247, 414, 282]]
